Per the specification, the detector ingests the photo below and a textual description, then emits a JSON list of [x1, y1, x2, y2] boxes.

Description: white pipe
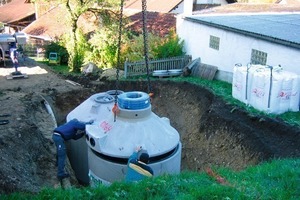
[[66, 80, 81, 86], [40, 95, 57, 128]]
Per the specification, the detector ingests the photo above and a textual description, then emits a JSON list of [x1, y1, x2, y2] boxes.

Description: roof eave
[[26, 34, 52, 41], [7, 13, 35, 24]]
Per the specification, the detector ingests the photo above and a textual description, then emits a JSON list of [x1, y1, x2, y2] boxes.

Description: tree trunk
[[69, 19, 80, 72], [65, 0, 83, 73]]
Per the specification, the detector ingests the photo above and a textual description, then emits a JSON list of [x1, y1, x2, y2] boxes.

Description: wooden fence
[[124, 55, 191, 78]]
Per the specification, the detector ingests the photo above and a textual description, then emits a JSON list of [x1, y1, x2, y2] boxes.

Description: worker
[[125, 146, 153, 182], [9, 47, 19, 72], [52, 118, 93, 180]]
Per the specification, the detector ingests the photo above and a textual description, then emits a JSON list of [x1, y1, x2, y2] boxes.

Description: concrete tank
[[67, 90, 182, 185]]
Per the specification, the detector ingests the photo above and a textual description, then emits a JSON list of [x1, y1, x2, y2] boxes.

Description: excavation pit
[[51, 80, 300, 185]]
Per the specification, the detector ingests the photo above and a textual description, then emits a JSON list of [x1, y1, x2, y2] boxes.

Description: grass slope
[[2, 158, 299, 199]]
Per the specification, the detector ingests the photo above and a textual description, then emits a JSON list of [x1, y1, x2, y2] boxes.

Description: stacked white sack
[[283, 71, 299, 112], [249, 66, 272, 112], [232, 64, 248, 104], [232, 64, 266, 104], [232, 64, 299, 114]]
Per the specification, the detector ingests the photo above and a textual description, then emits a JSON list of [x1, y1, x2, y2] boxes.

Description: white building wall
[[196, 0, 228, 4], [176, 16, 300, 82]]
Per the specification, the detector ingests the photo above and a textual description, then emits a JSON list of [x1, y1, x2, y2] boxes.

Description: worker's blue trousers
[[52, 134, 67, 178]]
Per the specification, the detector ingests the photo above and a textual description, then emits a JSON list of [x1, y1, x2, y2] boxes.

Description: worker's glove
[[87, 120, 94, 125], [135, 146, 142, 152]]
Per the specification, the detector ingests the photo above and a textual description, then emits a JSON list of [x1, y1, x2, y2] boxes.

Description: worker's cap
[[138, 150, 149, 163]]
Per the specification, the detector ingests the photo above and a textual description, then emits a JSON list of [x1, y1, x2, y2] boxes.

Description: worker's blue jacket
[[54, 119, 86, 140], [125, 151, 153, 182]]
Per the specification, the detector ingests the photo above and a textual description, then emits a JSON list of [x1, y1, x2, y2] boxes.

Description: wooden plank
[[6, 73, 28, 80], [198, 64, 218, 80], [185, 58, 200, 70]]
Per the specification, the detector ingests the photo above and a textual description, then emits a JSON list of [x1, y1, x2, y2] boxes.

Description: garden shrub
[[44, 42, 69, 64]]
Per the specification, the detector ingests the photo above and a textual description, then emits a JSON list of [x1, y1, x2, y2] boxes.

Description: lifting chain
[[113, 0, 125, 122], [142, 0, 152, 96], [115, 0, 124, 97]]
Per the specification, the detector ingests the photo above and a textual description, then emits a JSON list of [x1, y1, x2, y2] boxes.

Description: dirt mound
[[0, 58, 299, 194]]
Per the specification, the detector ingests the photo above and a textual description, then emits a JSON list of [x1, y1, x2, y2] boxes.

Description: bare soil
[[0, 58, 299, 194]]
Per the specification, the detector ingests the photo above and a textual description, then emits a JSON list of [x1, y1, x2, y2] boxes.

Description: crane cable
[[142, 0, 154, 100], [113, 0, 153, 121], [113, 0, 125, 122]]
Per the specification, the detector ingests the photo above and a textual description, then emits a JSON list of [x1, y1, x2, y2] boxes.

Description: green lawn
[[2, 158, 299, 200]]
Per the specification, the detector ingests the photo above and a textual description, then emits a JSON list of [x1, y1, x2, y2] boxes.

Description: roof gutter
[[184, 16, 300, 50]]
